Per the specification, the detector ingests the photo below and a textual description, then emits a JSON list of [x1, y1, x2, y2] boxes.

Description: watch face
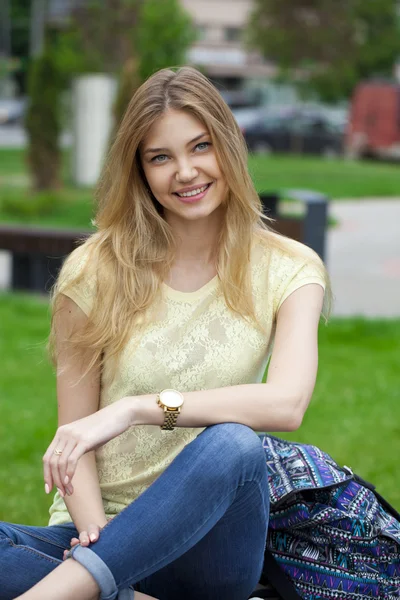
[[160, 389, 184, 408]]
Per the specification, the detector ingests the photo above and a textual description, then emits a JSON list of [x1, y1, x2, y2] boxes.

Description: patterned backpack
[[249, 435, 400, 600]]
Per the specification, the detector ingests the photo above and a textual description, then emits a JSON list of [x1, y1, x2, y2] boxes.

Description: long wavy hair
[[49, 66, 332, 377]]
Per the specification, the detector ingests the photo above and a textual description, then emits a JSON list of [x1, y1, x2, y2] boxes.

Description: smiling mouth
[[174, 183, 212, 198]]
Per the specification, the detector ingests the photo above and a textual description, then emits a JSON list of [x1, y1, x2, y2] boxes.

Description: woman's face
[[140, 109, 228, 223]]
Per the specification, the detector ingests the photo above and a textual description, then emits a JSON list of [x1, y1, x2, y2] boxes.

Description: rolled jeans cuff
[[67, 544, 134, 600]]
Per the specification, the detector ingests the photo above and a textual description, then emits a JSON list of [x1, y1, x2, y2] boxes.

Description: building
[[182, 0, 275, 89]]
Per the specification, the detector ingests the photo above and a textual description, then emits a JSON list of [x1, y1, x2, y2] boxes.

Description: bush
[[1, 189, 61, 220]]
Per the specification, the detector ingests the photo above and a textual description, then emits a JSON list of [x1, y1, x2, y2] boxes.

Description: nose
[[175, 157, 198, 183]]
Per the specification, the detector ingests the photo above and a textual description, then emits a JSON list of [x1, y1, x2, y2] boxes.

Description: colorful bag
[[252, 434, 400, 600]]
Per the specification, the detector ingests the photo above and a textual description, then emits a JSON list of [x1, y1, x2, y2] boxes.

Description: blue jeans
[[0, 424, 269, 600]]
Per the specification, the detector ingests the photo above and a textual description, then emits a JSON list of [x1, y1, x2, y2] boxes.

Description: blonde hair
[[49, 66, 332, 376]]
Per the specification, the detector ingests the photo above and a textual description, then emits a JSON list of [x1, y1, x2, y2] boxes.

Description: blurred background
[[0, 0, 399, 525]]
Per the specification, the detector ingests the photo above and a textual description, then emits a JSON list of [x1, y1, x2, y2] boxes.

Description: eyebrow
[[143, 132, 209, 155]]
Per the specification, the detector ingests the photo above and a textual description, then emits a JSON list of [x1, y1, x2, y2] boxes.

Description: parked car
[[346, 80, 400, 160], [220, 89, 262, 111], [240, 107, 344, 157], [231, 106, 267, 131]]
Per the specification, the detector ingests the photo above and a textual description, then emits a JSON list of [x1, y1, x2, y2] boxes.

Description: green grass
[[1, 149, 400, 231], [248, 154, 400, 199], [1, 292, 399, 526], [0, 149, 27, 177], [0, 149, 73, 181], [0, 149, 95, 229], [0, 293, 56, 525], [0, 186, 96, 230]]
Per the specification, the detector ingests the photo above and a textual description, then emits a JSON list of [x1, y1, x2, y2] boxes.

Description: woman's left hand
[[43, 398, 131, 497]]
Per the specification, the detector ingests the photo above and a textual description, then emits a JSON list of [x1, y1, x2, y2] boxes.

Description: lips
[[173, 183, 212, 197], [174, 182, 212, 203]]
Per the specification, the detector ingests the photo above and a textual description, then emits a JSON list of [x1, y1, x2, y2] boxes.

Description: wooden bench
[[0, 224, 91, 292]]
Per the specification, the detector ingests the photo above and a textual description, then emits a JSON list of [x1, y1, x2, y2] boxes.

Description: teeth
[[177, 184, 208, 198]]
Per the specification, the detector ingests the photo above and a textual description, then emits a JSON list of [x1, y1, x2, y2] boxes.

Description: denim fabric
[[69, 543, 123, 599], [0, 423, 269, 600]]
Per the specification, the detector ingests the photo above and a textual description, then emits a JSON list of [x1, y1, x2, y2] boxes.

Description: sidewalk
[[1, 199, 399, 317], [327, 199, 400, 317]]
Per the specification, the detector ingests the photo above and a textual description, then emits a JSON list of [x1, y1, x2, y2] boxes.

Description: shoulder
[[59, 242, 93, 283], [56, 240, 98, 316], [272, 236, 324, 275], [252, 230, 328, 315], [253, 230, 325, 273]]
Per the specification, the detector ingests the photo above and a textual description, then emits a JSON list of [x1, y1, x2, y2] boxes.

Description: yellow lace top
[[48, 236, 326, 525]]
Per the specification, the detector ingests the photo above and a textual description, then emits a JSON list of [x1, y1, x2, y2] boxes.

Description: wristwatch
[[157, 389, 184, 430]]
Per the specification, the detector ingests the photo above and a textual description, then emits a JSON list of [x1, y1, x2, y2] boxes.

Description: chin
[[184, 203, 222, 219]]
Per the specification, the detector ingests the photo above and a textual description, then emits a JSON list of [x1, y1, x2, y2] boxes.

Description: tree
[[111, 0, 195, 141], [111, 56, 141, 143], [25, 32, 63, 191], [135, 0, 195, 81], [54, 0, 143, 77], [247, 0, 400, 102]]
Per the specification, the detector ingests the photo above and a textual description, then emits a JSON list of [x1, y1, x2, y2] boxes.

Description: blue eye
[[151, 154, 168, 163], [195, 142, 211, 151]]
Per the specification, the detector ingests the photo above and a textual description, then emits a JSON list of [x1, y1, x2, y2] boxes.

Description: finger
[[48, 442, 69, 497], [79, 531, 90, 546], [43, 436, 64, 494], [87, 523, 100, 543], [43, 434, 62, 493], [70, 537, 80, 546], [52, 438, 78, 497], [57, 439, 78, 495], [64, 441, 89, 484]]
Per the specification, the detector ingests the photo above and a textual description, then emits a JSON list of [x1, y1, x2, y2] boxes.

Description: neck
[[166, 207, 224, 267]]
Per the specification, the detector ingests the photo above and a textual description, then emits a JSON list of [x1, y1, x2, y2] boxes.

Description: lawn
[[1, 149, 400, 230], [1, 292, 399, 526], [249, 154, 400, 199]]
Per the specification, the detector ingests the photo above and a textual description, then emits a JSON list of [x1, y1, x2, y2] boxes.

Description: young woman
[[1, 66, 332, 600]]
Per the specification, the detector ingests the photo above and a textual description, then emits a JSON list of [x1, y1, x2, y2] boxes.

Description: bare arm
[[129, 283, 325, 432], [46, 294, 107, 533]]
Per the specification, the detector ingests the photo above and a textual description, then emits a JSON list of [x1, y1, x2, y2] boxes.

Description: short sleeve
[[272, 244, 326, 315], [57, 244, 97, 316]]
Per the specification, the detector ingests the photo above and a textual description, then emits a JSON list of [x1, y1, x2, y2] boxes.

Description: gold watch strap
[[161, 408, 180, 431]]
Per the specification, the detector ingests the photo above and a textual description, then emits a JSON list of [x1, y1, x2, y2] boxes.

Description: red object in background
[[346, 80, 400, 160]]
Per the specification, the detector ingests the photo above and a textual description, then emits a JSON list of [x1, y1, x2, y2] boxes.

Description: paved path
[[1, 199, 399, 317], [327, 199, 400, 317]]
